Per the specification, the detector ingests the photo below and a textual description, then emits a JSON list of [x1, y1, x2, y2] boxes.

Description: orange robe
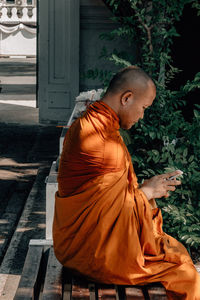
[[53, 101, 200, 299]]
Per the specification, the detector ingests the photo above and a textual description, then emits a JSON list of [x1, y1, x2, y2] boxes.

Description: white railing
[[0, 3, 37, 56], [0, 6, 36, 24]]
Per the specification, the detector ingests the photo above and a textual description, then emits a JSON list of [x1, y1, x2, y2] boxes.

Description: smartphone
[[167, 172, 183, 181]]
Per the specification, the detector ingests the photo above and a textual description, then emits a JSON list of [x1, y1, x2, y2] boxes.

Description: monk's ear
[[120, 90, 134, 106]]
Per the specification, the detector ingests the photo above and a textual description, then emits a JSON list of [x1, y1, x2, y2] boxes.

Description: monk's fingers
[[162, 170, 183, 180], [156, 174, 168, 181], [164, 192, 170, 198], [166, 179, 181, 186], [166, 185, 176, 192]]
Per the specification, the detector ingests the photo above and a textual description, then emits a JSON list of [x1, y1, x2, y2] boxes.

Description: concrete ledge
[[59, 127, 68, 154], [29, 239, 53, 246], [46, 161, 58, 240]]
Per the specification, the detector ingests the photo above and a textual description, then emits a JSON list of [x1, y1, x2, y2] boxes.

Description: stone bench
[[46, 125, 68, 240], [14, 240, 168, 300]]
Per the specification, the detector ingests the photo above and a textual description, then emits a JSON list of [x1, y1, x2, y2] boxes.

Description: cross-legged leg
[[161, 263, 200, 300]]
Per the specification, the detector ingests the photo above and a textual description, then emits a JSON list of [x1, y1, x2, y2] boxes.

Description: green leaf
[[188, 155, 194, 162], [194, 110, 200, 118], [181, 235, 189, 240], [183, 148, 188, 157], [143, 170, 150, 175], [186, 237, 193, 244]]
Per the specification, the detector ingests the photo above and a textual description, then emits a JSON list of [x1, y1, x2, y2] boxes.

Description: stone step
[[0, 100, 36, 107], [0, 77, 36, 85], [0, 84, 36, 101], [0, 94, 36, 101], [0, 166, 50, 299], [0, 180, 17, 218], [0, 84, 36, 94], [0, 179, 35, 264]]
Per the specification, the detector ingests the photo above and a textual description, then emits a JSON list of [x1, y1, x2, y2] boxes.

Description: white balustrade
[[31, 7, 36, 21], [0, 5, 37, 56], [11, 7, 18, 22], [22, 7, 29, 21], [0, 6, 36, 24], [1, 7, 10, 22]]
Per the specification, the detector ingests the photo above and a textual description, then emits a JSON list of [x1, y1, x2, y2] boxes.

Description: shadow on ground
[[0, 123, 62, 275]]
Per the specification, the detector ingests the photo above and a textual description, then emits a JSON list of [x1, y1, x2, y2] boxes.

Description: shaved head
[[105, 66, 154, 95], [101, 66, 156, 129]]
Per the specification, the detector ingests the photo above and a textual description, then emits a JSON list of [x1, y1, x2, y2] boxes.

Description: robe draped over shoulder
[[53, 101, 200, 299]]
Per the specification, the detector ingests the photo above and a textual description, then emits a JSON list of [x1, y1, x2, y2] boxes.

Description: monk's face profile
[[118, 81, 156, 130]]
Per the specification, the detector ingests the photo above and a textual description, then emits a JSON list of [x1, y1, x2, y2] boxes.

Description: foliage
[[129, 100, 200, 251], [85, 0, 200, 255]]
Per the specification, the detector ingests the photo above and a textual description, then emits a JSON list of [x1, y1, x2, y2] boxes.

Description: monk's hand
[[139, 170, 182, 201]]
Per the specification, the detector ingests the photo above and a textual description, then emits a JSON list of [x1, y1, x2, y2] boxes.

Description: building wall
[[80, 0, 137, 91]]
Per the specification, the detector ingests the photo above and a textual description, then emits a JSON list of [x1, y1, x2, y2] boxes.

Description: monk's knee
[[175, 263, 200, 283], [162, 263, 200, 290]]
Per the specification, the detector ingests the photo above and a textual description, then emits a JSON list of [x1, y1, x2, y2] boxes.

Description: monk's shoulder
[[103, 131, 126, 170], [62, 115, 126, 170], [78, 116, 105, 153]]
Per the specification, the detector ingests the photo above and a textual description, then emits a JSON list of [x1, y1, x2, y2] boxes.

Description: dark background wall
[[80, 0, 137, 91]]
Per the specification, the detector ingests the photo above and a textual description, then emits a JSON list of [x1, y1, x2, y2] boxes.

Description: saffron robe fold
[[53, 101, 200, 299]]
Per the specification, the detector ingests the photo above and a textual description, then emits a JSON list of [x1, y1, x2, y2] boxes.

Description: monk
[[53, 66, 200, 299]]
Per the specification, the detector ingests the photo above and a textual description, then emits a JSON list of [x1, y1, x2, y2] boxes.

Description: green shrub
[[85, 0, 200, 256]]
